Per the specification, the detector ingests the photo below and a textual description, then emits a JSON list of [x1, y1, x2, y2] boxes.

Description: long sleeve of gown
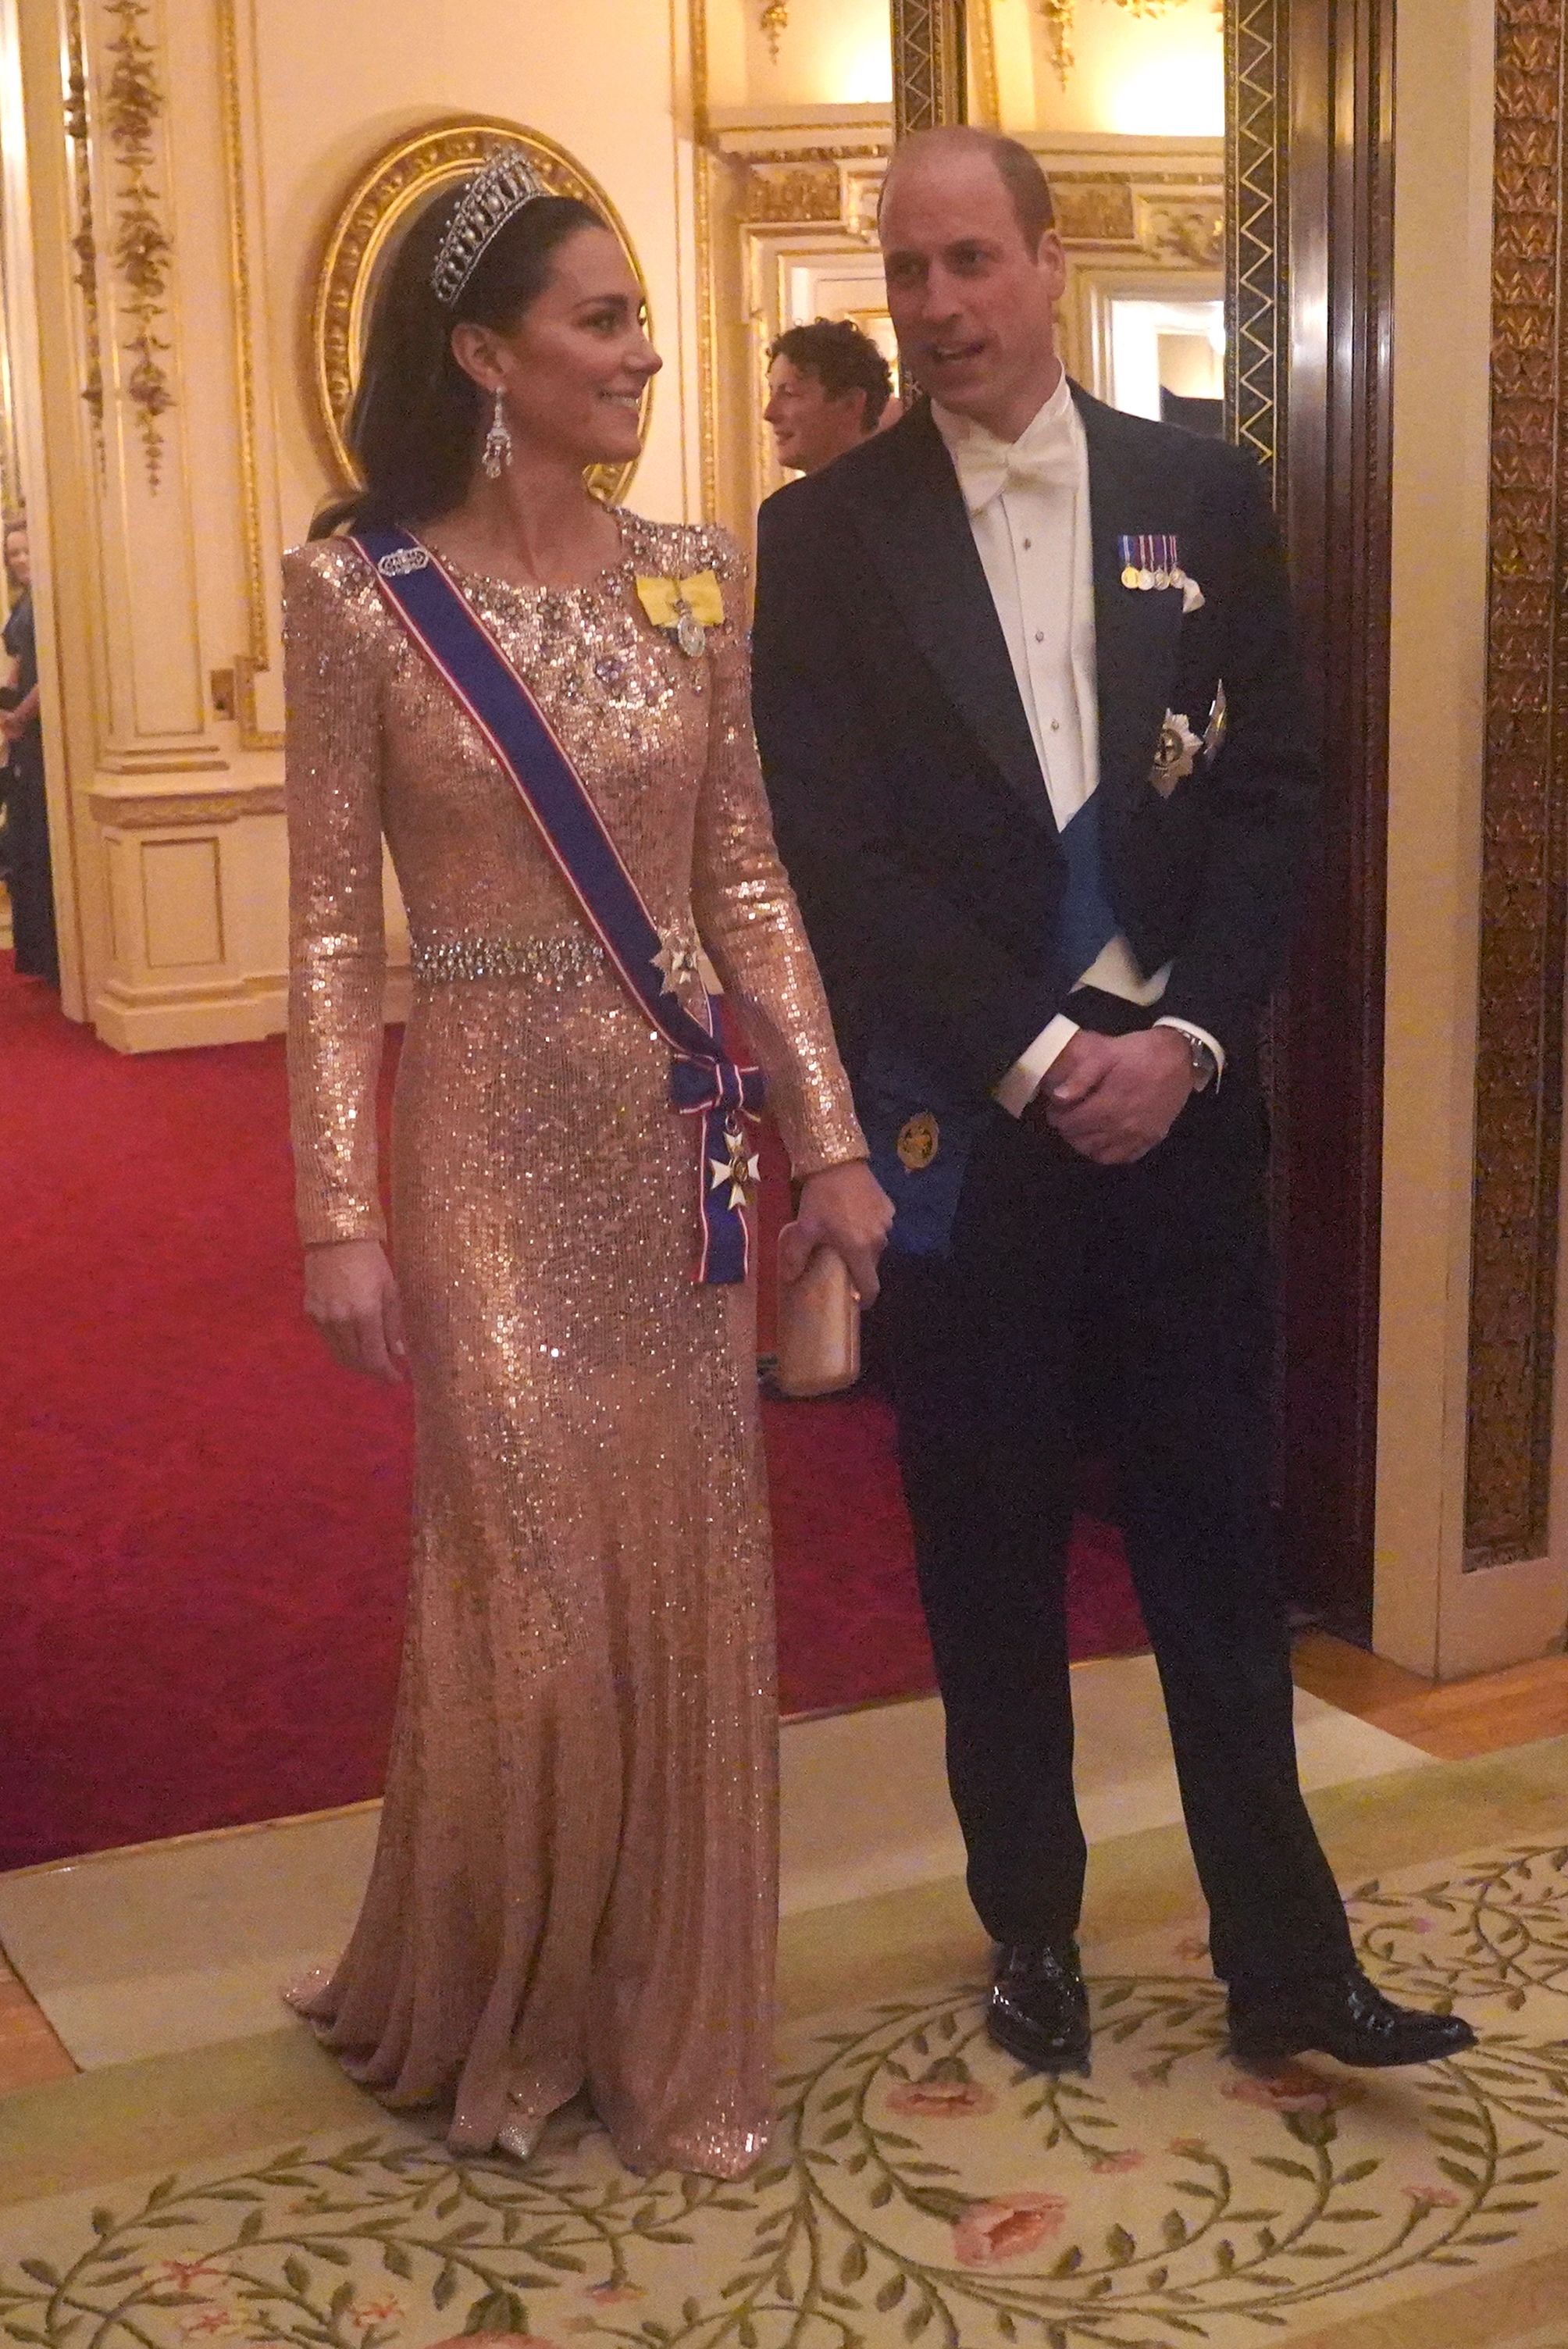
[[690, 531, 866, 1180], [283, 546, 388, 1246]]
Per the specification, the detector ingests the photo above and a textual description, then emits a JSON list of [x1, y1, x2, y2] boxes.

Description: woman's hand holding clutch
[[302, 1238, 407, 1384], [780, 1160, 893, 1305]]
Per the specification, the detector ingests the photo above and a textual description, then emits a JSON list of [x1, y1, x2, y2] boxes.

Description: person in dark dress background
[[2, 515, 58, 987]]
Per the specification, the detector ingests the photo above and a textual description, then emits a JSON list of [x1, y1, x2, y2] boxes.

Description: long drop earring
[[483, 386, 513, 480]]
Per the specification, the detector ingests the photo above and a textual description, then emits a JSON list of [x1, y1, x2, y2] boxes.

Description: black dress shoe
[[986, 1941, 1092, 2075], [1228, 1966, 1477, 2070]]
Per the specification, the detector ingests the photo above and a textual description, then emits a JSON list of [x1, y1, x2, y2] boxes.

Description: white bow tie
[[950, 424, 1078, 515]]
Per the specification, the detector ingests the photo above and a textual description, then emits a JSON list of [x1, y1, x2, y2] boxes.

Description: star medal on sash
[[1150, 711, 1203, 797], [710, 1115, 761, 1211], [651, 925, 700, 993]]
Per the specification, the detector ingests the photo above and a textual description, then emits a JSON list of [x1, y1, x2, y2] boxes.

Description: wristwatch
[[1181, 1031, 1219, 1093]]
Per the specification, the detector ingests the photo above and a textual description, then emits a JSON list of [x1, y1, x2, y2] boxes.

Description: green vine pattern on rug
[[1349, 1842, 1568, 2011], [1, 1969, 1556, 2349]]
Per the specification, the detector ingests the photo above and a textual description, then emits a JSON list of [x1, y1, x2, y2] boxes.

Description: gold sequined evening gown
[[282, 515, 864, 2177]]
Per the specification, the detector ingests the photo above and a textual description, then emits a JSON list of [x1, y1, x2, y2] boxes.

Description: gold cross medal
[[710, 1116, 761, 1212]]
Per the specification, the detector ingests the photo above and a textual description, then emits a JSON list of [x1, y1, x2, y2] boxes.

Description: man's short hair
[[882, 125, 1056, 254], [767, 319, 894, 430]]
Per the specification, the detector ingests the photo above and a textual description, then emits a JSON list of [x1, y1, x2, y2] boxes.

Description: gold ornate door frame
[[1464, 0, 1568, 1575]]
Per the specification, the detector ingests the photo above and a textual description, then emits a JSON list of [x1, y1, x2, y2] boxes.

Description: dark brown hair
[[767, 317, 893, 428], [309, 181, 607, 539]]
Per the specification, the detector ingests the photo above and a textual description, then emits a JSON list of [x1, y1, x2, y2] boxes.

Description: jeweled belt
[[411, 935, 608, 985]]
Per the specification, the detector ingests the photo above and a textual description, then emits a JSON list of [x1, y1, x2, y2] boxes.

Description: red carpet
[[0, 958, 1146, 1870]]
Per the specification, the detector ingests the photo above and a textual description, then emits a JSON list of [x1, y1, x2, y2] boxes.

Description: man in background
[[764, 317, 895, 476]]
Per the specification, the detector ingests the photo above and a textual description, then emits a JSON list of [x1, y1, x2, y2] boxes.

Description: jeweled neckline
[[425, 515, 641, 599]]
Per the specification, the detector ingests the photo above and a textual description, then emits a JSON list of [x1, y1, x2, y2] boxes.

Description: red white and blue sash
[[351, 524, 764, 1286]]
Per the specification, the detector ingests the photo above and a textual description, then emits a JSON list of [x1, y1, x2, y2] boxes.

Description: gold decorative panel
[[102, 0, 175, 488], [1053, 177, 1139, 242], [736, 161, 846, 223], [63, 0, 105, 454], [1224, 0, 1287, 479], [1464, 0, 1568, 1569], [311, 118, 653, 508], [891, 0, 968, 137]]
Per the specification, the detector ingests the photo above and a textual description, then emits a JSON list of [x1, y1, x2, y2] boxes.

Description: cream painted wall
[[707, 0, 891, 109], [988, 0, 1223, 141]]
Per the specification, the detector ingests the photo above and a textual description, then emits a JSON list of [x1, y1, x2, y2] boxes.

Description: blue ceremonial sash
[[351, 525, 764, 1286]]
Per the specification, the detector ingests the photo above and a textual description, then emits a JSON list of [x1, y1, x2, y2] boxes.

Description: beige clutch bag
[[774, 1240, 862, 1399]]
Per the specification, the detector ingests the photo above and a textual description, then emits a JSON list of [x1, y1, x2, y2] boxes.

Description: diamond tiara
[[430, 148, 551, 308]]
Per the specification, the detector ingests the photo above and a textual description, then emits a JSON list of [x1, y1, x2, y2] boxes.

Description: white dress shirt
[[931, 373, 1222, 1114]]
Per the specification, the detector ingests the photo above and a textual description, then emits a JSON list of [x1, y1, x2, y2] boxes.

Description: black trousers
[[872, 1053, 1354, 1991]]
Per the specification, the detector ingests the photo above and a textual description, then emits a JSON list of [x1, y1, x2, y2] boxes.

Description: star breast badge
[[651, 925, 700, 993], [709, 1117, 761, 1211], [1149, 711, 1203, 797]]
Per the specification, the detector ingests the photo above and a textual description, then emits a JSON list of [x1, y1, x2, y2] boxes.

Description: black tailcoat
[[752, 386, 1318, 1096], [750, 387, 1353, 1987]]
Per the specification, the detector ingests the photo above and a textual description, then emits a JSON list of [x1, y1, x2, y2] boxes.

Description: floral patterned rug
[[5, 1833, 1568, 2349]]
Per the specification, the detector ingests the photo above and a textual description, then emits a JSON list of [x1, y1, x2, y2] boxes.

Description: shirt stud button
[[1034, 629, 1044, 643], [1022, 537, 1032, 550], [1051, 718, 1061, 732]]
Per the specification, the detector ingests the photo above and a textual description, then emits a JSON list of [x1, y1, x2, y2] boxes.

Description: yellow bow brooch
[[635, 569, 725, 658]]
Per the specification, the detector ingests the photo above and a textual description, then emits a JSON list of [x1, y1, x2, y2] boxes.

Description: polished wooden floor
[[1292, 1631, 1568, 1759], [3, 1639, 1565, 2103]]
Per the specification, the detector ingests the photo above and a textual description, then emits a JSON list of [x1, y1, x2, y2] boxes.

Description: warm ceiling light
[[835, 27, 893, 103], [1108, 48, 1224, 138]]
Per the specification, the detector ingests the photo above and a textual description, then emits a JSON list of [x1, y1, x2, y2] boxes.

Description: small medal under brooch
[[635, 568, 725, 661], [709, 1115, 761, 1211]]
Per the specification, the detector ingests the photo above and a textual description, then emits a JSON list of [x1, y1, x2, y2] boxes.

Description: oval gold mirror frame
[[311, 116, 654, 508]]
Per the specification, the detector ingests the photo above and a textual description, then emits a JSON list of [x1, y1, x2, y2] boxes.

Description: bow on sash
[[350, 525, 765, 1286]]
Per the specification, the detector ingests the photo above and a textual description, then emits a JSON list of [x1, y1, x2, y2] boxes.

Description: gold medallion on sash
[[896, 1112, 940, 1172]]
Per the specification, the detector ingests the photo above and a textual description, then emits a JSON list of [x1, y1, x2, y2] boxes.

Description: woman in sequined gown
[[283, 171, 888, 2177]]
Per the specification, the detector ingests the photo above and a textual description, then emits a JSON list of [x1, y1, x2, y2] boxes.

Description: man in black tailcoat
[[752, 126, 1472, 2077]]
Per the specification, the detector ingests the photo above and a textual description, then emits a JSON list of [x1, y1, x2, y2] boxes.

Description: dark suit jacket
[[751, 386, 1318, 1102]]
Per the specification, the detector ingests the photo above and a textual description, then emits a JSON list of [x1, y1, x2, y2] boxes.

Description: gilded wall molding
[[736, 161, 846, 223], [1224, 0, 1287, 479], [100, 0, 175, 489], [734, 150, 1221, 262], [87, 782, 284, 827], [1463, 0, 1568, 1569], [687, 0, 719, 515], [970, 0, 1002, 123], [214, 0, 279, 750], [892, 0, 968, 138], [63, 0, 105, 455]]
